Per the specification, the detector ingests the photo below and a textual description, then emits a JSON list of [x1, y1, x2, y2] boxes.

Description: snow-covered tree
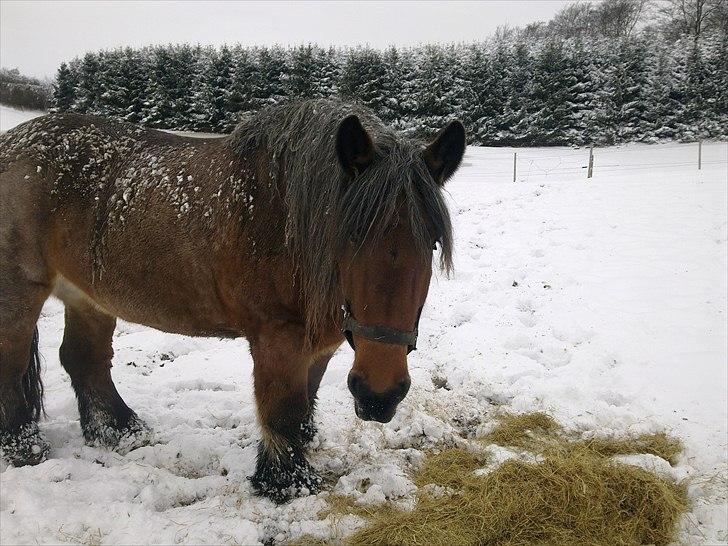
[[250, 46, 288, 110], [52, 62, 76, 112], [287, 44, 318, 99], [224, 45, 258, 130], [340, 47, 388, 115], [702, 33, 728, 137], [51, 29, 724, 144], [526, 40, 578, 145], [73, 52, 102, 115], [410, 44, 461, 137]]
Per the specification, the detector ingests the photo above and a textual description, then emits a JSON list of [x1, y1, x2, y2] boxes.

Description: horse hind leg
[[56, 283, 149, 452], [0, 273, 52, 466]]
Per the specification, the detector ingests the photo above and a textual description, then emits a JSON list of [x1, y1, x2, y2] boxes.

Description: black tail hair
[[22, 327, 44, 420]]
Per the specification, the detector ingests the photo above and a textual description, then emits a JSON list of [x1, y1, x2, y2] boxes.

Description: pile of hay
[[481, 412, 683, 465], [315, 413, 688, 546]]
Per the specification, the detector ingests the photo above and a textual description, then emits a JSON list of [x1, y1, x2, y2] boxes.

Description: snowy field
[[0, 104, 45, 133], [1, 106, 727, 544]]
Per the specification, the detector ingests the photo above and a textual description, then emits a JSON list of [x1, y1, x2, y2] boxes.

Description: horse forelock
[[227, 99, 453, 340]]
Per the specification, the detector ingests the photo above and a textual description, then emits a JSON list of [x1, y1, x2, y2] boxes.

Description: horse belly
[[53, 270, 240, 338], [48, 210, 241, 337]]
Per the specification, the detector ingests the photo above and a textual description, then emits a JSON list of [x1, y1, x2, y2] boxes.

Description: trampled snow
[[1, 111, 726, 544]]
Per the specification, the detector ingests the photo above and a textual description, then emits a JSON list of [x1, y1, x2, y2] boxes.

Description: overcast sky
[[1, 0, 572, 79]]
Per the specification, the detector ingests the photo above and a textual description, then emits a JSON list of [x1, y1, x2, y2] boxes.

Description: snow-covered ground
[[0, 104, 45, 132], [1, 110, 727, 544]]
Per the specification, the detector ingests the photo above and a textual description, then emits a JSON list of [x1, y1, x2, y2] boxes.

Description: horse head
[[335, 114, 466, 422]]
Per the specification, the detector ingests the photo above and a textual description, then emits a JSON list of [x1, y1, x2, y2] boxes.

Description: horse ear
[[423, 120, 466, 185], [336, 115, 374, 177]]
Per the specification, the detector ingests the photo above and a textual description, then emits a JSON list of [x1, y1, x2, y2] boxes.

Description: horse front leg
[[300, 352, 334, 445], [249, 321, 322, 503]]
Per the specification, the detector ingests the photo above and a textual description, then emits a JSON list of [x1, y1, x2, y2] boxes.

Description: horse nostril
[[348, 373, 363, 397], [397, 377, 411, 398]]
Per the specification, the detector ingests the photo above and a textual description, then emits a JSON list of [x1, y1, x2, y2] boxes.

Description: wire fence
[[465, 141, 728, 182]]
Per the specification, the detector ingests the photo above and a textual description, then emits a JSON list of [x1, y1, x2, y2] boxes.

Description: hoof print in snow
[[251, 445, 323, 503], [431, 374, 451, 390], [83, 413, 152, 454], [0, 422, 50, 466]]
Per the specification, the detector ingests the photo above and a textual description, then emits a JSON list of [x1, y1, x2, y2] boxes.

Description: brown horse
[[0, 99, 464, 501]]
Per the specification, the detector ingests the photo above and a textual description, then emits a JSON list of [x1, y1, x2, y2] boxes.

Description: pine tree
[[378, 46, 404, 124], [119, 47, 150, 124], [527, 40, 577, 145], [209, 45, 234, 131], [411, 44, 459, 137], [251, 46, 288, 110], [565, 39, 594, 145], [386, 47, 419, 135], [73, 52, 102, 115], [287, 44, 317, 99], [143, 46, 175, 127], [340, 47, 388, 117], [312, 46, 340, 99], [96, 48, 146, 120], [643, 38, 682, 141], [169, 44, 198, 130], [143, 44, 198, 130], [681, 39, 711, 139], [612, 37, 650, 142], [52, 62, 76, 112], [189, 46, 216, 132], [666, 36, 693, 141], [225, 45, 257, 129], [583, 38, 619, 144], [498, 41, 533, 145], [703, 33, 728, 138], [447, 45, 472, 136], [462, 41, 505, 145]]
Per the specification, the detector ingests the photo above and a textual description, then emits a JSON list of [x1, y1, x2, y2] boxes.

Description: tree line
[[47, 0, 727, 145], [50, 33, 726, 146]]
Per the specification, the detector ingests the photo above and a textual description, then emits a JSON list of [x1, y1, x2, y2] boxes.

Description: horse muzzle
[[348, 372, 410, 423]]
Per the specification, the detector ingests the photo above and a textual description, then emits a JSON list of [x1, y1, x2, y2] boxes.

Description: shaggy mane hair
[[228, 99, 453, 339]]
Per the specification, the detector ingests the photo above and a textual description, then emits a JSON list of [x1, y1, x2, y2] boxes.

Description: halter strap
[[341, 303, 421, 354]]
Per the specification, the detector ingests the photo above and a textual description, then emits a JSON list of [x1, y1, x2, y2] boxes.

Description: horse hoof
[[0, 423, 51, 467], [250, 455, 323, 503], [300, 419, 318, 446], [83, 413, 152, 454]]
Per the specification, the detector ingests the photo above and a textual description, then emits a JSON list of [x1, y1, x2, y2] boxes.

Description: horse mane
[[227, 99, 453, 340]]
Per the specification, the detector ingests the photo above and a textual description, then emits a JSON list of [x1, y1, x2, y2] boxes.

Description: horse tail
[[22, 326, 44, 420]]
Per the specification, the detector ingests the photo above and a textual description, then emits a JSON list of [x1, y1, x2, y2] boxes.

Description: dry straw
[[296, 412, 688, 546]]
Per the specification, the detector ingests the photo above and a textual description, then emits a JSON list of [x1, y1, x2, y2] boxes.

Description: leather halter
[[341, 303, 421, 354]]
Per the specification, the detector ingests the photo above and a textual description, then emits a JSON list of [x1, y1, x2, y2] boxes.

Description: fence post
[[698, 141, 702, 170], [513, 152, 517, 183], [587, 146, 594, 179]]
